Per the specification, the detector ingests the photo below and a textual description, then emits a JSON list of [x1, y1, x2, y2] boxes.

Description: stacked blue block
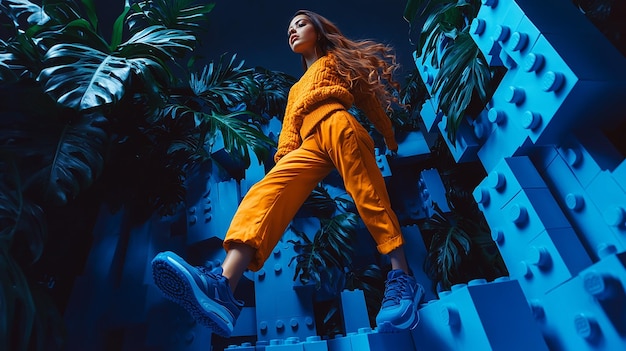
[[473, 156, 592, 299], [411, 277, 549, 350], [254, 228, 318, 342], [535, 249, 626, 350]]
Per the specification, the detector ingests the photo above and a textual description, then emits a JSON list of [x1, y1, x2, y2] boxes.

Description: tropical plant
[[0, 1, 290, 349], [404, 0, 500, 144]]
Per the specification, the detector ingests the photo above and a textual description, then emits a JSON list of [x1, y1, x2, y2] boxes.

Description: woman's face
[[287, 14, 318, 55]]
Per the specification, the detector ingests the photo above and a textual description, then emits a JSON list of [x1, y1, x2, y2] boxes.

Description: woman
[[151, 10, 424, 338]]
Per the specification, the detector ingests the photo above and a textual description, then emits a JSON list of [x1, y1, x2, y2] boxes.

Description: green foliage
[[404, 0, 497, 143], [0, 0, 289, 349], [288, 212, 358, 291]]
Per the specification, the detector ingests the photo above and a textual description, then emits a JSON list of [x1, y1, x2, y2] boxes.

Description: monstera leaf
[[128, 0, 215, 34], [0, 0, 49, 29], [1, 112, 109, 206], [38, 44, 132, 110], [38, 23, 194, 111]]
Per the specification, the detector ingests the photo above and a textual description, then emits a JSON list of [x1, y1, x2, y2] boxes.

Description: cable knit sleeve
[[274, 87, 302, 163], [354, 91, 398, 152]]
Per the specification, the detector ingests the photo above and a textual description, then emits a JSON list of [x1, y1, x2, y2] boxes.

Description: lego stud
[[468, 278, 487, 286], [470, 19, 486, 35], [305, 316, 314, 327], [510, 32, 529, 51], [440, 304, 461, 327], [491, 229, 504, 245], [528, 246, 551, 269], [451, 283, 467, 291], [259, 321, 268, 333], [473, 121, 486, 139], [290, 318, 299, 329], [285, 337, 299, 344], [542, 71, 565, 92], [492, 25, 510, 42], [204, 204, 212, 213], [472, 186, 490, 206], [270, 339, 283, 345], [574, 313, 599, 341], [273, 247, 281, 257], [509, 204, 529, 225], [596, 243, 617, 259], [274, 263, 282, 274], [188, 215, 197, 225], [307, 336, 322, 342], [257, 269, 266, 281], [561, 146, 582, 167], [481, 0, 498, 7], [517, 261, 533, 278], [521, 111, 541, 130], [529, 300, 545, 320], [603, 206, 625, 227], [487, 108, 505, 124], [487, 171, 506, 190], [523, 53, 544, 72], [504, 86, 525, 105], [275, 320, 285, 331], [583, 271, 614, 300], [565, 193, 584, 211]]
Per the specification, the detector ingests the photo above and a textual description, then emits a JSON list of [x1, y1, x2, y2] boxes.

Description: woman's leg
[[222, 134, 334, 277]]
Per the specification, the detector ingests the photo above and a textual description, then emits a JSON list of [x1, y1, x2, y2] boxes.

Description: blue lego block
[[327, 334, 352, 351], [414, 50, 440, 97], [420, 97, 443, 133], [340, 290, 370, 334], [558, 131, 624, 189], [473, 156, 548, 212], [613, 160, 626, 193], [187, 179, 239, 245], [350, 327, 416, 351], [470, 108, 495, 142], [512, 227, 592, 299], [391, 130, 430, 165], [226, 342, 256, 350], [540, 151, 626, 260], [375, 148, 392, 178], [232, 307, 257, 337], [585, 171, 626, 239], [471, 0, 521, 65], [401, 225, 438, 302], [266, 337, 305, 351], [420, 168, 450, 214], [533, 250, 626, 351], [411, 278, 549, 351], [437, 115, 480, 163], [301, 336, 328, 351], [211, 129, 247, 179], [255, 231, 317, 342]]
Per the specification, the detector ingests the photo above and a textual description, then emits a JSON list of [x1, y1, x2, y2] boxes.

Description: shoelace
[[382, 275, 408, 305]]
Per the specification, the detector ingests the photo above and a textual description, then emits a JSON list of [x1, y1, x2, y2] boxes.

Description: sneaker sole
[[152, 255, 234, 337], [377, 285, 425, 333]]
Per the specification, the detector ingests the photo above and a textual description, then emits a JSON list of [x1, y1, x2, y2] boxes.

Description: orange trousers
[[223, 110, 404, 271]]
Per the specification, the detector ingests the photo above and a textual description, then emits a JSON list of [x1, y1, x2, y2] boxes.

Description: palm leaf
[[205, 110, 274, 168], [422, 202, 471, 292], [190, 54, 256, 111], [128, 0, 215, 34], [434, 31, 490, 142], [250, 67, 297, 119]]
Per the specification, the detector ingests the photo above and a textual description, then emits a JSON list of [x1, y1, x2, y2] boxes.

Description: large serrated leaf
[[38, 43, 131, 110]]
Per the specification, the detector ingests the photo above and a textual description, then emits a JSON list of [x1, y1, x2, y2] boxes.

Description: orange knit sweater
[[274, 53, 398, 163]]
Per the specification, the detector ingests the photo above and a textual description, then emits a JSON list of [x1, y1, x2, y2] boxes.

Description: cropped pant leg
[[223, 133, 335, 271]]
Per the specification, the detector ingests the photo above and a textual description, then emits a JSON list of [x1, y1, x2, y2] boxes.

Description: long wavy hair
[[293, 10, 401, 110]]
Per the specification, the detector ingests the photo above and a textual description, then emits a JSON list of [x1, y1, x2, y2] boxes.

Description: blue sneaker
[[375, 269, 425, 333], [151, 251, 243, 337]]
